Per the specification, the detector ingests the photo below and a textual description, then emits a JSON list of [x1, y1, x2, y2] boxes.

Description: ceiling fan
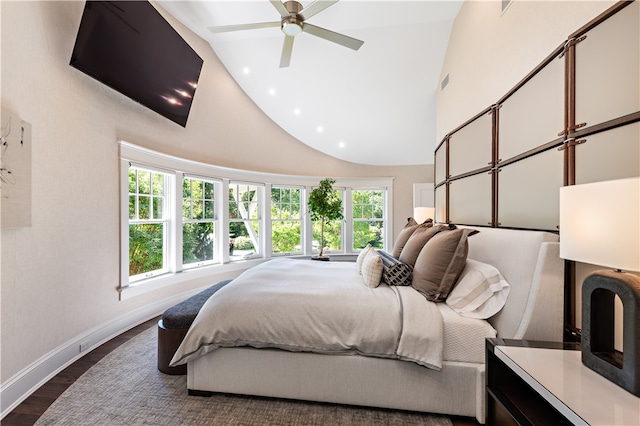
[[207, 0, 364, 68]]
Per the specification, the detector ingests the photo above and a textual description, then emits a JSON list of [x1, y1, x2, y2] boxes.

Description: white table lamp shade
[[414, 207, 435, 224], [559, 177, 640, 272]]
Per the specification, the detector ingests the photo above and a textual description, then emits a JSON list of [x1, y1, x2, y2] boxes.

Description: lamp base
[[582, 269, 640, 397]]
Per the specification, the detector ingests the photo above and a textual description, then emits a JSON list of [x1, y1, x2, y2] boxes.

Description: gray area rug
[[35, 326, 453, 425]]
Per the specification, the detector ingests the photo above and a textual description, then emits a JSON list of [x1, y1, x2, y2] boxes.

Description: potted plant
[[308, 178, 343, 260]]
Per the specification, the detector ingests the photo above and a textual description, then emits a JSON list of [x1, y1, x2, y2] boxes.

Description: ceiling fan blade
[[279, 35, 295, 68], [302, 23, 364, 51], [269, 0, 290, 17], [299, 0, 339, 20], [208, 21, 280, 33]]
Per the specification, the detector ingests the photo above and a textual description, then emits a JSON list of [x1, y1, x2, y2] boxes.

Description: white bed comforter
[[170, 258, 444, 370]]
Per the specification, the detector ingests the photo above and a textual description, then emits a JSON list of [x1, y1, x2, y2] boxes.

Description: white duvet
[[170, 258, 444, 370]]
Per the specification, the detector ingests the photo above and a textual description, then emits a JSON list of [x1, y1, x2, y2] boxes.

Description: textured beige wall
[[436, 0, 618, 140], [0, 1, 431, 382]]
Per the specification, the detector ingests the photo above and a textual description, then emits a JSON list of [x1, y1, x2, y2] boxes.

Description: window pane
[[129, 195, 136, 219], [204, 182, 214, 199], [152, 173, 164, 196], [191, 179, 203, 198], [138, 170, 150, 194], [129, 223, 164, 276], [313, 220, 342, 253], [204, 200, 214, 219], [153, 196, 163, 219], [183, 179, 191, 198], [272, 221, 301, 253], [353, 220, 384, 250], [128, 170, 137, 193], [183, 222, 215, 265], [229, 222, 259, 260], [139, 196, 150, 219], [182, 199, 191, 219], [229, 199, 239, 219], [193, 200, 204, 220], [291, 189, 300, 219]]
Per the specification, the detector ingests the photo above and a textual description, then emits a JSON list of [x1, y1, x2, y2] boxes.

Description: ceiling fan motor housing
[[281, 1, 304, 36], [284, 1, 303, 15]]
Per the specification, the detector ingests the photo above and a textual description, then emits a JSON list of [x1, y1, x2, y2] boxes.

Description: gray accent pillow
[[412, 228, 480, 302], [378, 250, 413, 286], [398, 224, 450, 267], [391, 217, 420, 258]]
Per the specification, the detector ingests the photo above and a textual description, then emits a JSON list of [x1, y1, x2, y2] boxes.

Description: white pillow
[[361, 249, 383, 288], [356, 244, 373, 274], [445, 259, 510, 319]]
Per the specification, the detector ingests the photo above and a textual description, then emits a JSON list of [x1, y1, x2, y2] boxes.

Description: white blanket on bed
[[170, 258, 444, 370]]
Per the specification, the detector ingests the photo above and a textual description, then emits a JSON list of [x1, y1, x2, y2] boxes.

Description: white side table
[[486, 338, 640, 425]]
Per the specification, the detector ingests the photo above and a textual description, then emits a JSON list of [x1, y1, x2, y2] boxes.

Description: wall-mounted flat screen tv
[[70, 1, 203, 127]]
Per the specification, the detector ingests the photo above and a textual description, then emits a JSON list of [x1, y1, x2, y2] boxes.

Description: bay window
[[120, 141, 393, 298]]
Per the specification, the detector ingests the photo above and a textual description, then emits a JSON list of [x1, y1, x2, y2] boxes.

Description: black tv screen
[[70, 1, 203, 127]]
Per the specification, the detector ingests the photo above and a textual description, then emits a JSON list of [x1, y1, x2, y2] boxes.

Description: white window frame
[[351, 188, 387, 250], [124, 163, 174, 283], [228, 181, 263, 261], [181, 175, 220, 269], [270, 185, 304, 256]]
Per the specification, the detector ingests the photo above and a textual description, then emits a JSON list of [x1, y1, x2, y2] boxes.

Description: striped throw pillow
[[378, 250, 413, 286]]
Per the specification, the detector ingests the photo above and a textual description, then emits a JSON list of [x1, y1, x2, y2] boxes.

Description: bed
[[170, 225, 564, 423]]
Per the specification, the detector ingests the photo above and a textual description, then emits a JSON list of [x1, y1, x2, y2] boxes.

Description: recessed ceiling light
[[317, 126, 324, 133], [242, 67, 250, 75], [294, 108, 301, 115], [269, 88, 276, 96], [338, 141, 345, 149]]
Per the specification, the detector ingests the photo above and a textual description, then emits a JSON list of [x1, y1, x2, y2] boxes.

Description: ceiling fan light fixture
[[282, 19, 302, 36]]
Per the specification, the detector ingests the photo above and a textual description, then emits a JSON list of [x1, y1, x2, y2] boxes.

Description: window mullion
[[303, 186, 313, 255], [220, 179, 230, 263], [264, 184, 272, 258], [344, 188, 353, 253], [168, 173, 181, 273]]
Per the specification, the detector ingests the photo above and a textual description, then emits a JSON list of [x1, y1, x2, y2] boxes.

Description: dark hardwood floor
[[2, 317, 480, 426]]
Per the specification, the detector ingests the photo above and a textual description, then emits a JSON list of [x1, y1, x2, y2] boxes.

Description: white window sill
[[118, 258, 269, 300]]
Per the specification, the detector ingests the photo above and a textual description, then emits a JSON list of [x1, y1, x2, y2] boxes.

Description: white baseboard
[[0, 287, 207, 419]]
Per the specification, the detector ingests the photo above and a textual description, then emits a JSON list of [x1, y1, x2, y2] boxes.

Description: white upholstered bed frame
[[186, 226, 564, 423]]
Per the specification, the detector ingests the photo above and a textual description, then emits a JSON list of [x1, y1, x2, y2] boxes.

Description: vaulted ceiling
[[158, 1, 463, 166]]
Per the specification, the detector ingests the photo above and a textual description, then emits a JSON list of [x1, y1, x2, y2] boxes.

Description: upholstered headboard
[[460, 226, 564, 342]]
